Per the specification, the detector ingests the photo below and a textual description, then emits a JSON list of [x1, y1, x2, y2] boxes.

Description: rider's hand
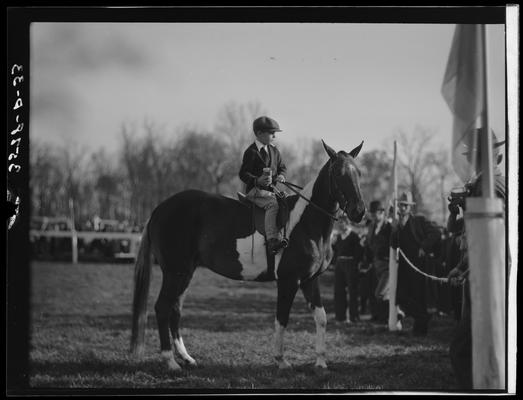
[[257, 175, 271, 186], [418, 248, 426, 258], [275, 174, 285, 184]]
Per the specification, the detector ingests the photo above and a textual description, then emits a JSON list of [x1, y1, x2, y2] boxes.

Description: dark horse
[[131, 140, 366, 371]]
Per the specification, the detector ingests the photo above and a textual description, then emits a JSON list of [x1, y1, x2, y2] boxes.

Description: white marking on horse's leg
[[274, 319, 291, 369], [174, 336, 197, 366], [161, 350, 182, 372], [313, 306, 328, 369]]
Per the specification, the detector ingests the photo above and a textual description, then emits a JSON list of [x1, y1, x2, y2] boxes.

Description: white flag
[[441, 24, 485, 183]]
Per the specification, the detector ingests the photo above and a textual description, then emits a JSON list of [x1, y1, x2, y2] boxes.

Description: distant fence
[[29, 230, 142, 264]]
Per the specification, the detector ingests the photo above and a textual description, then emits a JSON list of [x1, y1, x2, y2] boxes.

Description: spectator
[[366, 200, 392, 323], [434, 228, 453, 316], [357, 220, 374, 317], [390, 191, 441, 336], [332, 216, 365, 323]]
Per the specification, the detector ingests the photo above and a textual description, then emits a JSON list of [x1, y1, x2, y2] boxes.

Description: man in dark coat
[[390, 191, 441, 336], [366, 200, 392, 323], [332, 216, 365, 323]]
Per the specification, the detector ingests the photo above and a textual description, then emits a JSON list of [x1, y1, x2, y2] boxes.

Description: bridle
[[278, 157, 355, 221], [327, 159, 350, 217]]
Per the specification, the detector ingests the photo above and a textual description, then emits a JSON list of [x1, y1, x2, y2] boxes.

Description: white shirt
[[339, 228, 351, 240], [374, 219, 384, 235], [254, 139, 269, 154]]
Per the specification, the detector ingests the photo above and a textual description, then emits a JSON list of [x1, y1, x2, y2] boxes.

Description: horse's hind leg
[[155, 270, 193, 372], [300, 277, 327, 369], [170, 285, 197, 367]]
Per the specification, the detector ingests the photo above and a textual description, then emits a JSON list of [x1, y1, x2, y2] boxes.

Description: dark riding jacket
[[239, 142, 287, 193]]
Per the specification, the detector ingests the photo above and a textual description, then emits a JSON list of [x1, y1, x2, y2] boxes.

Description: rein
[[280, 181, 341, 221]]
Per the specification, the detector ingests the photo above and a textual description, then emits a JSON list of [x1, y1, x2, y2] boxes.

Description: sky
[[30, 22, 506, 156]]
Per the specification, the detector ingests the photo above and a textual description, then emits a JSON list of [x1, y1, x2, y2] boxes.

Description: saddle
[[237, 190, 291, 282], [237, 190, 290, 238]]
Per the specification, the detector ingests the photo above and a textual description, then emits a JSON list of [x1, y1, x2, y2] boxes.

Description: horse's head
[[322, 140, 366, 223]]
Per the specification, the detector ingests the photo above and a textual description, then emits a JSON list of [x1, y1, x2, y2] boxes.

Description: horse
[[130, 140, 366, 372]]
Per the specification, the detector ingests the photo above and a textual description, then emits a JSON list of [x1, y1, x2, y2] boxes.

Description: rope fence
[[397, 248, 468, 285]]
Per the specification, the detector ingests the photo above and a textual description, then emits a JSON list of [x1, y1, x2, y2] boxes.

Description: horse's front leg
[[300, 277, 327, 369], [274, 278, 299, 369]]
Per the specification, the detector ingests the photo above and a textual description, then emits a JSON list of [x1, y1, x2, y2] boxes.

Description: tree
[[284, 139, 328, 187], [89, 148, 125, 221], [120, 122, 162, 226], [173, 130, 230, 193], [59, 142, 90, 225], [390, 126, 458, 222], [358, 149, 394, 207], [30, 140, 65, 217]]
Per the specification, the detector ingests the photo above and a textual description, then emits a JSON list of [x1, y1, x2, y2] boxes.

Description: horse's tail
[[130, 219, 152, 356]]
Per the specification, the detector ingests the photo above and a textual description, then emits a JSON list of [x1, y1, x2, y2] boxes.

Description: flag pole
[[465, 24, 505, 389], [479, 25, 495, 199], [388, 140, 400, 331]]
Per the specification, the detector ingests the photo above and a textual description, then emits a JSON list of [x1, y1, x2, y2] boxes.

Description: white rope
[[397, 248, 449, 283]]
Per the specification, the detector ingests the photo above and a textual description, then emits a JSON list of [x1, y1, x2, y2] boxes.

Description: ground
[[28, 261, 459, 392]]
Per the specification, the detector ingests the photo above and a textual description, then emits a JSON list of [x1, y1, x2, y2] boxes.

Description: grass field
[[29, 261, 460, 392]]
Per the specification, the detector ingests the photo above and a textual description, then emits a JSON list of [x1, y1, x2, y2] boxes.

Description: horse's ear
[[322, 140, 337, 160], [348, 141, 364, 159]]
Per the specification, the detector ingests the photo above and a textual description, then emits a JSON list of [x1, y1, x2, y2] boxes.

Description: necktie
[[260, 147, 268, 164]]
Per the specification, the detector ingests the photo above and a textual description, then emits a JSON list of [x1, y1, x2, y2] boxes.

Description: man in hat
[[366, 200, 392, 323], [331, 215, 365, 323], [448, 129, 506, 234], [390, 191, 441, 336], [446, 128, 506, 390], [239, 116, 287, 279]]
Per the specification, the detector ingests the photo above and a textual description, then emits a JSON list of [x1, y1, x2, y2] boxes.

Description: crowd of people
[[329, 128, 506, 390], [330, 193, 453, 332]]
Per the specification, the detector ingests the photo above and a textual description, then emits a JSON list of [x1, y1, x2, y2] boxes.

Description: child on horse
[[239, 116, 288, 259]]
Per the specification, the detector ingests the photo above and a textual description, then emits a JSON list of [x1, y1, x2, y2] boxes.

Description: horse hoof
[[183, 358, 198, 368], [166, 359, 183, 372], [162, 351, 183, 372]]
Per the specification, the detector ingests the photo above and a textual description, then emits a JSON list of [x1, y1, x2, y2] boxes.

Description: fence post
[[71, 231, 78, 264], [69, 199, 78, 264]]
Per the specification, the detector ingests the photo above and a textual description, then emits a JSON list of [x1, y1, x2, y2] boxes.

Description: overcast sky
[[30, 22, 506, 155]]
